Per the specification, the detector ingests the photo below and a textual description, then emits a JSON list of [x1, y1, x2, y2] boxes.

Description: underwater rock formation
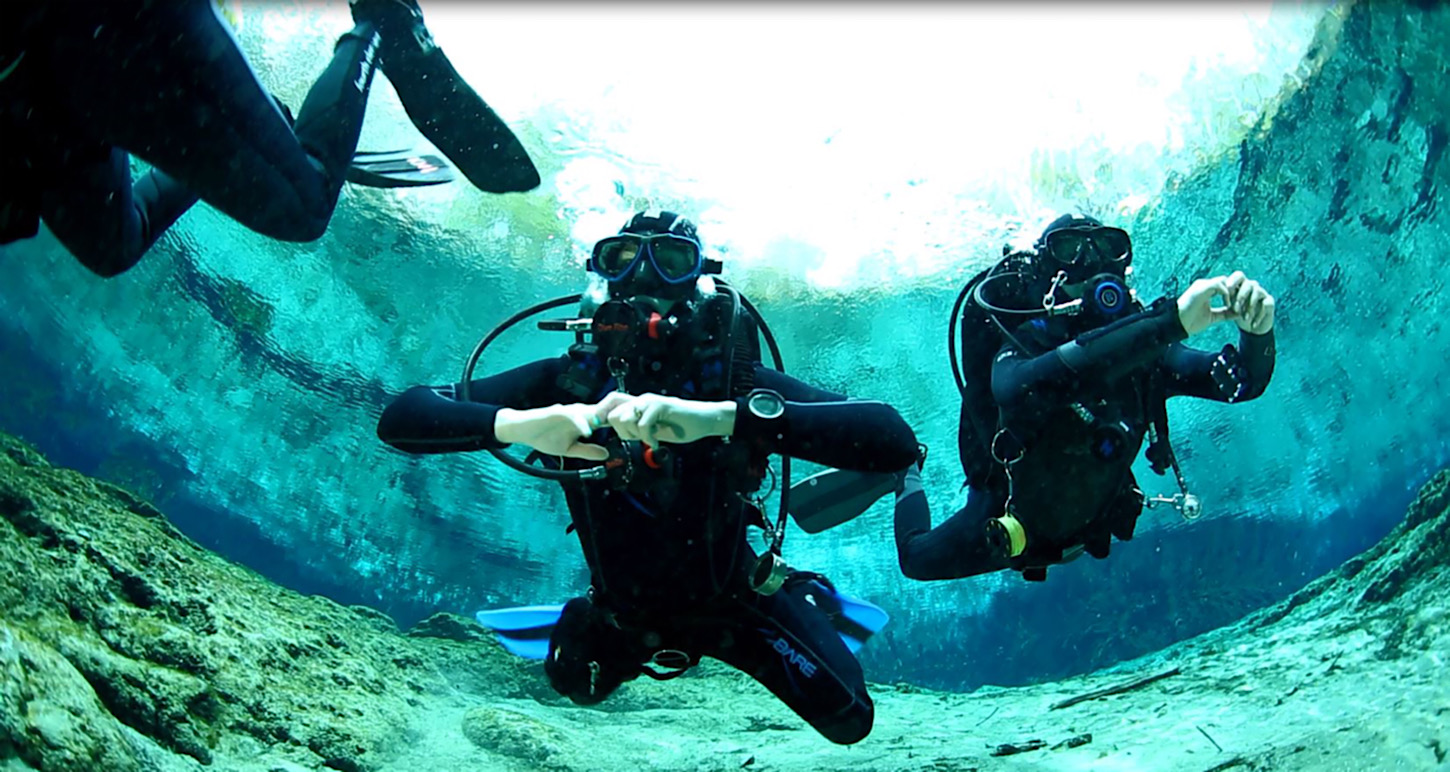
[[0, 433, 532, 772], [3, 429, 1447, 771]]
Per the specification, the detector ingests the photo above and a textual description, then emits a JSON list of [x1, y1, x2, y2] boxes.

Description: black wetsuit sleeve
[[991, 298, 1188, 412], [1161, 329, 1276, 401], [731, 368, 919, 472], [377, 356, 572, 454]]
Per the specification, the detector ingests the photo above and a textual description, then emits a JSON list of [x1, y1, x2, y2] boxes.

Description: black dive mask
[[1038, 226, 1132, 275]]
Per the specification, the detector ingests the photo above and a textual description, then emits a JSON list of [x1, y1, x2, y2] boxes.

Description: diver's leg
[[39, 0, 377, 242], [350, 0, 539, 193], [894, 468, 1010, 580], [700, 586, 873, 745], [38, 147, 199, 277]]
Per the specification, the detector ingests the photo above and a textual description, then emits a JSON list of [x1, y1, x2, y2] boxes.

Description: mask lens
[[648, 236, 701, 282], [593, 237, 643, 278], [1046, 231, 1091, 265], [1089, 228, 1131, 262], [1046, 227, 1132, 266]]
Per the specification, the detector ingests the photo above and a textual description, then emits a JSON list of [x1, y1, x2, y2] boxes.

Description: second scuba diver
[[0, 0, 538, 277], [377, 211, 919, 744], [895, 214, 1277, 582]]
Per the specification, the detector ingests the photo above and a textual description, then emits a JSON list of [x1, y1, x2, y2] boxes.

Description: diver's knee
[[895, 544, 934, 582], [900, 563, 930, 582], [261, 160, 337, 242], [85, 255, 141, 278], [267, 210, 330, 242], [66, 244, 142, 279], [820, 698, 874, 745]]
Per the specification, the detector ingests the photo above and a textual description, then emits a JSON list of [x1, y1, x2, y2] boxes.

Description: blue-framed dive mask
[[590, 233, 704, 285]]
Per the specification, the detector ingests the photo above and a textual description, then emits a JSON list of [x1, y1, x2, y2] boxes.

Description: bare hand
[[494, 404, 610, 461], [597, 391, 736, 445], [1176, 276, 1237, 336], [1224, 271, 1275, 334]]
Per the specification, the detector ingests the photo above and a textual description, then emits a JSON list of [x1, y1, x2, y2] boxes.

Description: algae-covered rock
[[460, 705, 562, 764], [0, 623, 144, 772], [3, 400, 1450, 771], [406, 612, 493, 644], [0, 434, 520, 771]]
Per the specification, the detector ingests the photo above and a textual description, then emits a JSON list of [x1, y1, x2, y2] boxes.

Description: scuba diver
[[376, 211, 919, 744], [0, 0, 538, 278], [891, 214, 1277, 582]]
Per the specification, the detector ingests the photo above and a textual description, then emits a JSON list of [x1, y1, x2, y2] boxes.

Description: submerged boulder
[[0, 433, 516, 771]]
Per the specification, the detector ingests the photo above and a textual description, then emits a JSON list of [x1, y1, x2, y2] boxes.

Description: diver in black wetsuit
[[0, 0, 537, 278], [896, 214, 1277, 582], [377, 211, 918, 744]]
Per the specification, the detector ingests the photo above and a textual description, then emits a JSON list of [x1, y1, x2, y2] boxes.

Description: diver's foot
[[349, 0, 433, 52]]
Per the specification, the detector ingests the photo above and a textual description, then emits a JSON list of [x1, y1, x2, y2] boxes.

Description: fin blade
[[800, 579, 890, 651], [474, 605, 564, 660], [377, 48, 541, 192], [347, 150, 455, 188], [788, 468, 899, 534]]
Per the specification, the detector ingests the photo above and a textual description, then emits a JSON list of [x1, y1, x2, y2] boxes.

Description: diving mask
[[1039, 226, 1132, 277], [590, 233, 704, 285]]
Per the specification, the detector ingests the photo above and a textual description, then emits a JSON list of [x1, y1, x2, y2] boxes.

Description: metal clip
[[1142, 492, 1204, 521], [607, 357, 629, 395], [1042, 271, 1083, 316]]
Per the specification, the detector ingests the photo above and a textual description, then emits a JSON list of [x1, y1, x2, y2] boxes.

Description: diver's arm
[[991, 298, 1188, 410], [730, 368, 920, 472], [1161, 329, 1276, 402], [377, 357, 572, 454]]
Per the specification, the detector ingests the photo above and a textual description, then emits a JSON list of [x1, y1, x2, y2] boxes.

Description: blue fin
[[800, 579, 890, 654], [474, 605, 563, 660], [474, 584, 889, 659]]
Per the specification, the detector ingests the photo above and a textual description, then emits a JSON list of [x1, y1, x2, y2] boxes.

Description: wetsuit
[[378, 355, 919, 744], [0, 0, 378, 276], [896, 297, 1277, 581]]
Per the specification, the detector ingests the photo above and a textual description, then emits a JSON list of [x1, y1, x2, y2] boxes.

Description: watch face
[[750, 390, 785, 420]]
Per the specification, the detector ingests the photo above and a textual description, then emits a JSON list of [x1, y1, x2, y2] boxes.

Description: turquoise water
[[1, 0, 1446, 697]]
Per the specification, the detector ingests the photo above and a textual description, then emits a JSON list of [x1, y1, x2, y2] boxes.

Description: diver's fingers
[[1196, 277, 1229, 306], [565, 412, 593, 440], [637, 401, 671, 443], [598, 391, 632, 408], [563, 441, 610, 461], [594, 392, 632, 415], [607, 399, 645, 441], [607, 399, 636, 426], [1222, 273, 1241, 315], [1202, 278, 1235, 323], [1257, 294, 1275, 331], [1242, 277, 1264, 317]]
